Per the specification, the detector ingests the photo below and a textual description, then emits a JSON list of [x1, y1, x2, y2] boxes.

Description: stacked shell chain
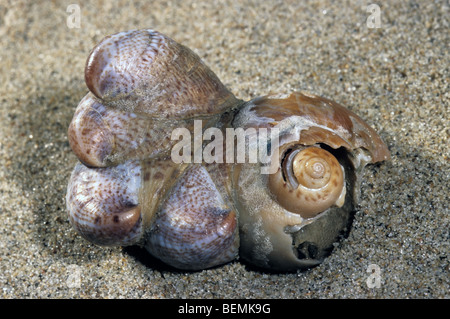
[[66, 29, 389, 272]]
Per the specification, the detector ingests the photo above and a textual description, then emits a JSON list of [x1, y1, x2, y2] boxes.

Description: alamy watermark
[[366, 4, 382, 28], [170, 120, 280, 174], [366, 264, 382, 288], [66, 3, 382, 30], [66, 264, 81, 288], [66, 4, 81, 29]]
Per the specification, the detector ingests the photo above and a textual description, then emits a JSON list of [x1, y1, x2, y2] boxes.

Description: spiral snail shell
[[268, 146, 346, 219], [66, 29, 389, 271]]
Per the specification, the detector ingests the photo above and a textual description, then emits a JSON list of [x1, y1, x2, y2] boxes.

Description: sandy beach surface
[[0, 0, 448, 298]]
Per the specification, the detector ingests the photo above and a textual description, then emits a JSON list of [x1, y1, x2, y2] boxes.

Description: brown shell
[[234, 92, 390, 163], [231, 91, 390, 271], [268, 146, 346, 219]]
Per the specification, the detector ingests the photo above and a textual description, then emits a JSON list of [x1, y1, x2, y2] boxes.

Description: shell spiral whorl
[[293, 148, 332, 188], [269, 146, 346, 219]]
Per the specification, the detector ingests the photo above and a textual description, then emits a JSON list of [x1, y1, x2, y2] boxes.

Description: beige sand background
[[0, 0, 448, 298]]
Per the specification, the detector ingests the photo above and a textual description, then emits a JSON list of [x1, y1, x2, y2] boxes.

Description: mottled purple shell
[[69, 29, 240, 167]]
